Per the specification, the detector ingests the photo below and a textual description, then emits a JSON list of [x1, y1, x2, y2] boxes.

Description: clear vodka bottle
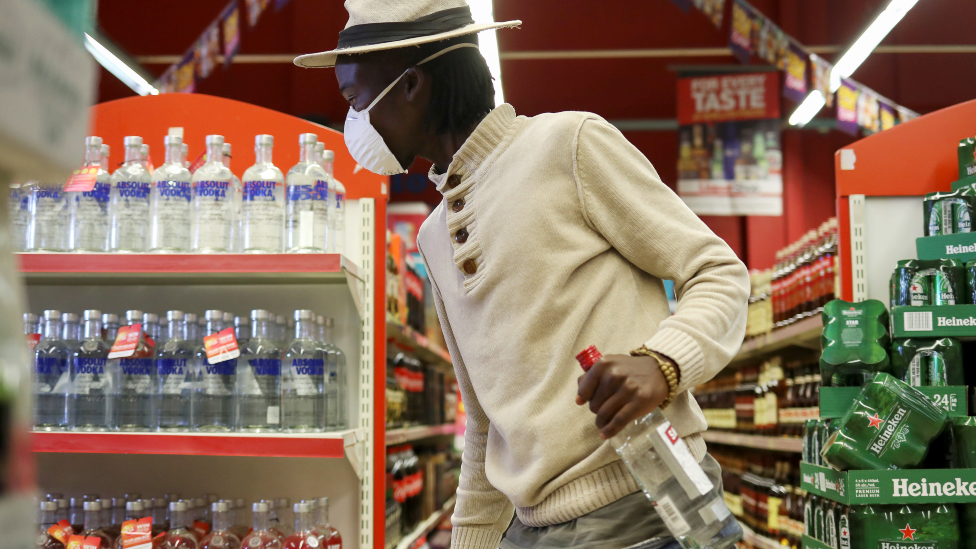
[[141, 144, 151, 170], [143, 313, 160, 346], [151, 135, 193, 252], [185, 313, 199, 344], [576, 347, 741, 549], [323, 317, 347, 430], [315, 315, 338, 430], [109, 136, 152, 252], [8, 182, 30, 251], [61, 312, 80, 351], [285, 134, 330, 253], [236, 309, 281, 431], [235, 316, 250, 350], [241, 134, 285, 253], [320, 148, 346, 255], [27, 179, 68, 252], [101, 313, 118, 342], [223, 142, 243, 253], [241, 502, 282, 549], [162, 501, 199, 549], [68, 136, 111, 252], [195, 309, 235, 432], [116, 309, 156, 431], [33, 310, 71, 430], [276, 315, 287, 347], [282, 309, 325, 432], [155, 311, 195, 431], [182, 143, 190, 168], [201, 501, 241, 549], [80, 500, 113, 548], [158, 317, 170, 346], [191, 135, 235, 252], [24, 313, 38, 336], [70, 310, 115, 431]]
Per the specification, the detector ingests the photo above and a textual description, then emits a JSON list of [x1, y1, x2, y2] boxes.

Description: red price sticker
[[26, 333, 41, 353], [203, 327, 240, 364], [63, 166, 99, 192], [47, 520, 74, 543], [67, 535, 103, 549], [193, 520, 211, 537], [121, 517, 153, 549], [109, 323, 142, 359]]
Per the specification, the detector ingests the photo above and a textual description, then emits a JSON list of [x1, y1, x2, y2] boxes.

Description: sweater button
[[455, 227, 468, 244], [462, 259, 477, 275], [451, 198, 465, 212], [447, 174, 462, 188]]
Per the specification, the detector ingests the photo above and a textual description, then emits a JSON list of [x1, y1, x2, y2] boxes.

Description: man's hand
[[576, 353, 673, 440]]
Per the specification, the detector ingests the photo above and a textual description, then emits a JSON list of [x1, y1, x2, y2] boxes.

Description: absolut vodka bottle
[[33, 310, 71, 430], [62, 312, 81, 350], [223, 142, 243, 253], [117, 309, 155, 431], [323, 317, 347, 430], [27, 180, 68, 251], [150, 135, 193, 252], [315, 315, 338, 429], [192, 135, 235, 252], [282, 309, 325, 432], [8, 182, 29, 251], [242, 134, 285, 253], [109, 136, 152, 252], [182, 143, 189, 168], [321, 149, 346, 255], [236, 309, 281, 431], [235, 315, 250, 349], [285, 134, 330, 253], [70, 310, 115, 431], [155, 311, 195, 431], [67, 136, 111, 252], [195, 309, 235, 431], [101, 313, 118, 341]]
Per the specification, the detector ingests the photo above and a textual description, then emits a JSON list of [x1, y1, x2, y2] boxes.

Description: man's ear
[[402, 67, 425, 103]]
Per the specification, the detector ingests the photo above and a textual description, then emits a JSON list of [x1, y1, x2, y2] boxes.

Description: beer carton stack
[[800, 136, 976, 549]]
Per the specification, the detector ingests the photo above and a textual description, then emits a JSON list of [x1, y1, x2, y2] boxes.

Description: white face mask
[[343, 43, 480, 176]]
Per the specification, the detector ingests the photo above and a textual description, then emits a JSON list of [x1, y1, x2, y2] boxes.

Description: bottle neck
[[299, 143, 316, 163], [171, 509, 189, 530], [213, 510, 232, 532], [295, 319, 313, 340], [319, 501, 330, 527], [324, 324, 334, 344], [124, 145, 141, 164], [256, 144, 273, 164], [168, 320, 184, 341], [252, 318, 270, 340], [252, 511, 271, 531], [84, 319, 102, 340], [43, 319, 60, 340], [84, 509, 100, 530], [207, 318, 221, 335], [40, 509, 59, 528], [294, 511, 314, 534], [165, 144, 182, 165], [85, 144, 101, 167], [153, 506, 167, 527], [322, 160, 334, 178], [61, 322, 73, 341], [208, 144, 223, 165]]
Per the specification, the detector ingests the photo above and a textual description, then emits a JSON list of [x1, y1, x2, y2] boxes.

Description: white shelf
[[730, 315, 822, 366]]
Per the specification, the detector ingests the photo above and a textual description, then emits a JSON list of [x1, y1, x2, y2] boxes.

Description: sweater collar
[[428, 103, 517, 193]]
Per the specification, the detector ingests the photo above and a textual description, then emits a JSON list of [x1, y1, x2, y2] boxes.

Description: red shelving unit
[[18, 253, 348, 276]]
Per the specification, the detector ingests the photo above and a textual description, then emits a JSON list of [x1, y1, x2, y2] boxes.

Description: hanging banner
[[836, 78, 860, 135], [246, 0, 266, 27], [156, 66, 177, 94], [669, 0, 693, 12], [195, 22, 220, 80], [677, 73, 783, 216], [879, 101, 896, 131], [782, 43, 807, 102], [857, 88, 880, 133], [274, 0, 292, 10], [175, 51, 196, 94], [898, 106, 919, 124], [755, 17, 786, 67], [693, 0, 726, 28], [729, 0, 753, 63], [810, 54, 834, 108], [221, 0, 240, 68]]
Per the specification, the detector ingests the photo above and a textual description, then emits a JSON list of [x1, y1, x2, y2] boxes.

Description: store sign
[[676, 73, 783, 216]]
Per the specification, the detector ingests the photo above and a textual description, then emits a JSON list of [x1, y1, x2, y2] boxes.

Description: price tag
[[26, 333, 40, 353], [203, 327, 241, 364], [67, 535, 103, 549], [47, 520, 74, 543], [120, 517, 153, 549], [193, 521, 211, 537], [109, 323, 142, 359], [63, 166, 99, 192]]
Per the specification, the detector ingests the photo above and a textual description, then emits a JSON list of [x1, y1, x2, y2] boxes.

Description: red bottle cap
[[575, 345, 602, 371]]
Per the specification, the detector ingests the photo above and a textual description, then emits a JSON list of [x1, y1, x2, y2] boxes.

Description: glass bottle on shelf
[[112, 500, 144, 549], [240, 502, 282, 549], [116, 310, 156, 431], [191, 135, 234, 253], [323, 318, 347, 430], [200, 502, 240, 549], [109, 136, 152, 252], [223, 142, 243, 253], [80, 501, 113, 548], [27, 175, 68, 252], [241, 135, 284, 254], [268, 499, 290, 538], [236, 309, 282, 432], [37, 501, 67, 549], [33, 310, 71, 430], [318, 146, 346, 255], [195, 309, 235, 432], [282, 502, 319, 549], [70, 310, 114, 431], [150, 135, 193, 253], [282, 310, 325, 432], [285, 134, 330, 253], [155, 311, 195, 431], [314, 497, 341, 549], [235, 316, 250, 350], [161, 501, 199, 549], [9, 181, 30, 251], [67, 136, 111, 252]]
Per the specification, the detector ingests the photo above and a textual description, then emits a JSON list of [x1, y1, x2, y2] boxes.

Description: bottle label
[[335, 192, 344, 211], [286, 180, 329, 202], [204, 327, 241, 364], [48, 520, 74, 543], [109, 324, 143, 358], [120, 358, 154, 394], [120, 517, 153, 549], [193, 180, 231, 200], [35, 356, 69, 393], [287, 358, 324, 396], [156, 180, 191, 202], [654, 421, 715, 498], [117, 181, 151, 199], [193, 521, 210, 536], [158, 358, 189, 395], [73, 357, 108, 394], [243, 180, 279, 201], [66, 535, 103, 549], [654, 495, 691, 536]]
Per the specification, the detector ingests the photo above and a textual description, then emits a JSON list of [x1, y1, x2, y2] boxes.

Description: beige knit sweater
[[416, 104, 750, 549]]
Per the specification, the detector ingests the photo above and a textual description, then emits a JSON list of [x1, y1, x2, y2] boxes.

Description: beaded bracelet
[[630, 346, 679, 408]]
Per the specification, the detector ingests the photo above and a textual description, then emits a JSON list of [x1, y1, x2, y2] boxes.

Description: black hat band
[[336, 6, 475, 49]]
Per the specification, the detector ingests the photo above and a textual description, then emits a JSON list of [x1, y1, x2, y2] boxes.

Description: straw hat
[[293, 0, 520, 69]]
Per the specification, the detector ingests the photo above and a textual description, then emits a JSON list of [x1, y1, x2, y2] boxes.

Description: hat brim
[[293, 20, 521, 68]]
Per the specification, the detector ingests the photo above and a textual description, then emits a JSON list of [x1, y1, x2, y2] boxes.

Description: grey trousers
[[499, 454, 740, 549]]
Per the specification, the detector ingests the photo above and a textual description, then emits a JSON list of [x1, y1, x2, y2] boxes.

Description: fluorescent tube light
[[788, 90, 827, 126], [829, 0, 920, 92], [84, 32, 158, 96], [469, 0, 505, 106]]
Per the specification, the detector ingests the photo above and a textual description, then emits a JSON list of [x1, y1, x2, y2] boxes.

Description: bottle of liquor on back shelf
[[314, 497, 341, 549], [70, 310, 115, 431], [80, 501, 113, 548], [200, 501, 240, 549], [285, 134, 330, 253], [223, 143, 243, 253], [282, 310, 325, 432], [191, 135, 235, 253], [194, 310, 235, 432], [109, 136, 152, 252], [161, 501, 198, 549], [241, 135, 285, 254], [67, 136, 111, 252], [37, 501, 69, 549], [150, 135, 193, 253], [236, 309, 282, 431], [323, 317, 347, 430], [34, 310, 71, 430], [155, 311, 195, 431], [282, 502, 318, 549], [241, 502, 282, 549], [116, 310, 156, 431]]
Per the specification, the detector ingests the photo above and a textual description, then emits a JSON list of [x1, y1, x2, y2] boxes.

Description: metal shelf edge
[[385, 424, 455, 446], [701, 431, 803, 453], [731, 316, 823, 365]]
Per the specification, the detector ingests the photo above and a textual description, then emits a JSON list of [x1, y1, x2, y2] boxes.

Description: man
[[295, 2, 750, 548]]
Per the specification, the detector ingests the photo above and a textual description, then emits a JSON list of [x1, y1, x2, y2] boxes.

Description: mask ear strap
[[363, 42, 480, 113]]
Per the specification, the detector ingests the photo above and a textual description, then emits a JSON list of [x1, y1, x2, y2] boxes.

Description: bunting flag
[[693, 0, 725, 28], [897, 106, 919, 124], [195, 22, 220, 80], [729, 0, 753, 63], [246, 0, 266, 27], [879, 101, 897, 131], [836, 78, 860, 135], [176, 50, 196, 94], [856, 87, 880, 133], [782, 42, 808, 103], [274, 0, 292, 11], [156, 65, 177, 94], [669, 0, 693, 12], [810, 54, 834, 108], [221, 0, 240, 68]]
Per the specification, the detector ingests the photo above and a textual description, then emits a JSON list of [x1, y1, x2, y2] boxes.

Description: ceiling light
[[84, 32, 158, 96], [829, 0, 920, 92], [788, 91, 827, 126], [468, 0, 505, 106]]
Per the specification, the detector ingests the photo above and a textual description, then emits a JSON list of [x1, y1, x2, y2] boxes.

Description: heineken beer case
[[855, 504, 959, 549], [821, 373, 948, 472], [961, 136, 976, 182], [924, 190, 974, 237], [965, 260, 976, 305], [821, 299, 891, 387], [948, 417, 976, 469], [891, 260, 966, 308], [890, 338, 964, 388]]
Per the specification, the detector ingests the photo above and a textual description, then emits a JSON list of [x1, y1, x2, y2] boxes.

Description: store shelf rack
[[729, 315, 822, 367], [386, 424, 455, 446], [387, 318, 452, 369], [700, 431, 802, 453], [395, 495, 456, 549]]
